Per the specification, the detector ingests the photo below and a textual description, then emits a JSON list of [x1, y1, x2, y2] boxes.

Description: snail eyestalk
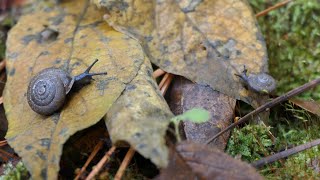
[[235, 65, 249, 82], [74, 59, 108, 86]]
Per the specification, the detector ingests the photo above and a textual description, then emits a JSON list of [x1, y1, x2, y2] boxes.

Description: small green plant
[[170, 108, 210, 141], [0, 161, 29, 180], [226, 124, 273, 162]]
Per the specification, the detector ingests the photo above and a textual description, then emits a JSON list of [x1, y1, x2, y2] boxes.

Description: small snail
[[27, 59, 107, 115], [236, 66, 276, 94]]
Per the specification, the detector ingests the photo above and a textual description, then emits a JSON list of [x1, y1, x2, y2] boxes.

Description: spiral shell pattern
[[27, 68, 73, 115], [247, 73, 276, 94]]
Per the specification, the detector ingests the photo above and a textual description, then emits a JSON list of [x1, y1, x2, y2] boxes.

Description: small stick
[[114, 147, 135, 180], [206, 78, 320, 144], [0, 97, 3, 105], [159, 73, 170, 89], [255, 0, 292, 17], [153, 69, 166, 79], [0, 149, 16, 158], [75, 141, 104, 180], [0, 140, 7, 146], [252, 138, 320, 168], [160, 74, 173, 95], [86, 146, 116, 180]]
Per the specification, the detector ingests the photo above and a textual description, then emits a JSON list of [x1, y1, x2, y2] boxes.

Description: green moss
[[226, 124, 273, 162], [249, 0, 320, 99], [234, 0, 320, 177], [262, 117, 320, 179], [0, 161, 29, 180]]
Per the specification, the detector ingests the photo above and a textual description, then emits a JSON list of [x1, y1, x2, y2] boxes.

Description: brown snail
[[27, 59, 107, 115], [236, 66, 276, 94]]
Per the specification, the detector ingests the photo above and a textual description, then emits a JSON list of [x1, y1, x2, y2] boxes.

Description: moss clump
[[226, 124, 273, 162], [237, 0, 320, 177], [0, 161, 29, 180], [249, 0, 320, 99]]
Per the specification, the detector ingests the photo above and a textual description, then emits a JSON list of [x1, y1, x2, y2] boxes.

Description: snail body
[[236, 66, 276, 94], [27, 59, 107, 116]]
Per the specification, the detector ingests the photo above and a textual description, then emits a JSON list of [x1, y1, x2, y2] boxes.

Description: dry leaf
[[4, 0, 145, 178], [167, 77, 236, 150], [155, 142, 200, 180], [159, 141, 263, 180], [289, 98, 320, 116], [95, 0, 270, 107], [106, 58, 173, 167]]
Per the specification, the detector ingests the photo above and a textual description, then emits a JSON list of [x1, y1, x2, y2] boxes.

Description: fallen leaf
[[96, 0, 270, 107], [173, 141, 262, 180], [289, 98, 320, 116], [155, 142, 200, 180], [4, 0, 145, 179], [106, 58, 173, 167], [167, 77, 236, 150]]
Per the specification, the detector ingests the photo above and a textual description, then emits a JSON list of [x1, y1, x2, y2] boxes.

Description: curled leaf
[[106, 58, 173, 167]]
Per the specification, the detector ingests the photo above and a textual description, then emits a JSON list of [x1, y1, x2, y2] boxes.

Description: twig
[[153, 69, 165, 79], [252, 138, 320, 168], [0, 140, 7, 146], [86, 146, 116, 180], [0, 149, 16, 158], [159, 73, 170, 89], [114, 147, 135, 180], [0, 97, 3, 105], [255, 0, 292, 17], [75, 141, 104, 180], [160, 74, 173, 95], [206, 78, 320, 144]]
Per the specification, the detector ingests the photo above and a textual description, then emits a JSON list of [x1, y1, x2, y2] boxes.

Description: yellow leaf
[[106, 58, 173, 167], [97, 0, 271, 107], [4, 0, 145, 178]]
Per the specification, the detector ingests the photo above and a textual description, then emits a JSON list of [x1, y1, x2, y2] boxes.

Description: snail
[[27, 59, 107, 115], [235, 66, 276, 94]]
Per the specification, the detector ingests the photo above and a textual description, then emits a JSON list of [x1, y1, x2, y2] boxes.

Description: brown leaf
[[289, 98, 320, 116], [167, 76, 236, 150], [4, 0, 145, 179], [175, 141, 262, 180], [155, 142, 200, 180], [96, 0, 270, 107]]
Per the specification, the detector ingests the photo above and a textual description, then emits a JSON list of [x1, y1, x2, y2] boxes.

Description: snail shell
[[246, 73, 276, 94], [27, 68, 74, 116]]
